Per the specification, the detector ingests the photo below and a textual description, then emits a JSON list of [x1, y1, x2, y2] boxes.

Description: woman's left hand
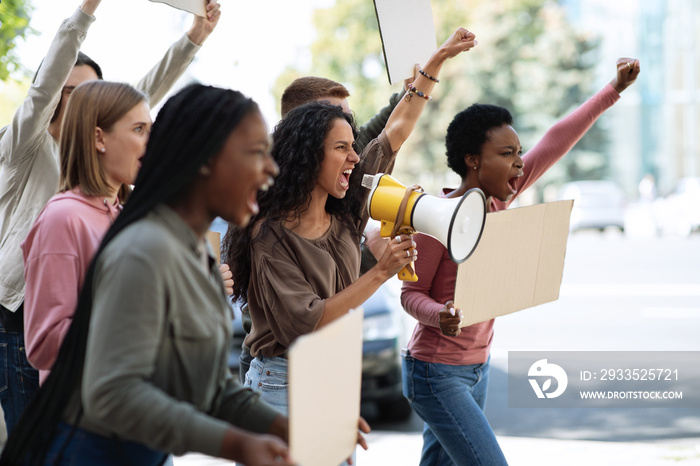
[[187, 0, 221, 45], [219, 263, 234, 296], [611, 58, 640, 94]]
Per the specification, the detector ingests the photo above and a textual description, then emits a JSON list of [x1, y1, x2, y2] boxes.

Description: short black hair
[[445, 104, 513, 178]]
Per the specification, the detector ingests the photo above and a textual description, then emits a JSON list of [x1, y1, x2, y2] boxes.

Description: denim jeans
[[244, 356, 290, 416], [40, 422, 168, 465], [245, 355, 356, 465], [0, 312, 39, 434], [402, 354, 508, 466]]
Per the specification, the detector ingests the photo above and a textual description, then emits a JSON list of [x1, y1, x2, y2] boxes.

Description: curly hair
[[445, 104, 513, 178], [223, 101, 363, 301]]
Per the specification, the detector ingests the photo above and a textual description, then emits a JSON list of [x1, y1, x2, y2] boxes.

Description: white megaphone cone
[[411, 188, 486, 263], [363, 173, 486, 281]]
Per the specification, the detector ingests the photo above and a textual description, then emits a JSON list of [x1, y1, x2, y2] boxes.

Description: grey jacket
[[0, 7, 201, 312]]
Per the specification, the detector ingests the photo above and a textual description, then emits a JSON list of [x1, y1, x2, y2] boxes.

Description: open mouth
[[507, 171, 524, 195], [340, 168, 352, 189], [507, 177, 518, 194]]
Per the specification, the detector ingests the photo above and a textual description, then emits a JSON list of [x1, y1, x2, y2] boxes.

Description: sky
[[15, 0, 335, 127]]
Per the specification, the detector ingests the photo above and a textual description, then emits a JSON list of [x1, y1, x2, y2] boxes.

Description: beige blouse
[[246, 131, 396, 357]]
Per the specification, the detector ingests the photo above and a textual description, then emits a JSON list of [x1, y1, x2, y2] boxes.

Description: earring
[[199, 166, 211, 176], [100, 148, 106, 153]]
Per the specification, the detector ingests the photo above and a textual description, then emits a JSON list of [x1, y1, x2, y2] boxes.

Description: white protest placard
[[149, 0, 206, 17], [288, 309, 363, 466], [372, 0, 437, 84], [455, 200, 573, 327]]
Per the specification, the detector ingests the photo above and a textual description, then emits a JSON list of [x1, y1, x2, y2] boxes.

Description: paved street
[[175, 230, 700, 464], [4, 230, 700, 465]]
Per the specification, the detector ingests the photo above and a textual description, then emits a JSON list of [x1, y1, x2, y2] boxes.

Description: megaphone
[[363, 173, 486, 282]]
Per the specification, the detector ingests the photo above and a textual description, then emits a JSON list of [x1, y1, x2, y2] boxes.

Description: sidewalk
[[173, 432, 700, 465]]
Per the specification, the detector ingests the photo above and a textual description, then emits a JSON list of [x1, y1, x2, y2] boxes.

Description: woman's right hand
[[375, 233, 417, 280], [438, 301, 463, 337], [221, 428, 295, 465]]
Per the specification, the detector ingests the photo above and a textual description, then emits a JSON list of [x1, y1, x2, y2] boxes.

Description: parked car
[[557, 180, 626, 232], [209, 218, 412, 422], [654, 177, 700, 236]]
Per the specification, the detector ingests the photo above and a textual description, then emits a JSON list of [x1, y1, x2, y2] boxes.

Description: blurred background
[[1, 1, 699, 463], [2, 0, 698, 237]]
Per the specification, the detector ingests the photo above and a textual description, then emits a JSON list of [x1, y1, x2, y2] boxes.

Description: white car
[[558, 180, 626, 232]]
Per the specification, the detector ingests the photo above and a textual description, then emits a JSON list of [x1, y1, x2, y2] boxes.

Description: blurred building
[[561, 0, 699, 198]]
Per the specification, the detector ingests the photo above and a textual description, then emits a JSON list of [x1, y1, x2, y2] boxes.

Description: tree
[[273, 0, 606, 197], [0, 0, 35, 81]]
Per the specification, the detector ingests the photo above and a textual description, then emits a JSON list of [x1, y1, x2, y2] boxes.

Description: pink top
[[21, 188, 120, 383], [401, 84, 620, 365]]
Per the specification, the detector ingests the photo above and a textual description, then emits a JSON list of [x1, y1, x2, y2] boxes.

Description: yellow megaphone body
[[363, 173, 487, 281]]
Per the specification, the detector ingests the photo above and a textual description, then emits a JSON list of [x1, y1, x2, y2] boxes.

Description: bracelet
[[407, 85, 432, 101], [418, 69, 439, 83]]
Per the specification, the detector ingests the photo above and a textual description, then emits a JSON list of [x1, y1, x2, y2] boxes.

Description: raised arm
[[0, 1, 100, 164], [135, 0, 221, 107], [384, 27, 477, 153], [355, 69, 417, 151]]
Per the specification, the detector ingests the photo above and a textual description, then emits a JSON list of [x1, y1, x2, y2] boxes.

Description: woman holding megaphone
[[224, 27, 478, 453], [401, 58, 640, 465]]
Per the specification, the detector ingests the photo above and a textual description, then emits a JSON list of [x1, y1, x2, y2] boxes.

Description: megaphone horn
[[363, 174, 486, 281]]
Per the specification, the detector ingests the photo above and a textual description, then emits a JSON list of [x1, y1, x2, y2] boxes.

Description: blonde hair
[[59, 81, 147, 201]]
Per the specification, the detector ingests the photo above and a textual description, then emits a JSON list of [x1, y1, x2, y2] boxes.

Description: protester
[[21, 81, 150, 385], [0, 84, 293, 466], [400, 58, 641, 466], [233, 73, 417, 382], [0, 0, 221, 433], [224, 27, 478, 421]]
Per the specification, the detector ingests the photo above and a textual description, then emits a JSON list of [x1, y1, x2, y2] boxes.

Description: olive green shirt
[[68, 205, 280, 457]]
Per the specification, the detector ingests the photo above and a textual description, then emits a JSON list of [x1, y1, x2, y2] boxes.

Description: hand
[[610, 58, 640, 94], [221, 428, 295, 465], [364, 227, 389, 262], [437, 27, 478, 60], [375, 233, 417, 280], [80, 0, 102, 16], [187, 0, 221, 45], [347, 417, 371, 464], [219, 263, 234, 296], [438, 301, 463, 337], [403, 64, 420, 93]]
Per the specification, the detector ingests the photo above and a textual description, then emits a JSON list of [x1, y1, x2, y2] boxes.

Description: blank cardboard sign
[[288, 309, 364, 466], [149, 0, 206, 17], [455, 200, 573, 327], [372, 0, 437, 84]]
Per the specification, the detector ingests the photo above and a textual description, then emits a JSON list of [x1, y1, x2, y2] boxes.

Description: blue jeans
[[245, 355, 355, 465], [402, 354, 508, 466], [0, 321, 39, 434], [40, 422, 168, 465], [244, 356, 290, 415]]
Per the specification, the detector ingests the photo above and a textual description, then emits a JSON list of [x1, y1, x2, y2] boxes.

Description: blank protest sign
[[149, 0, 206, 17], [373, 0, 437, 84]]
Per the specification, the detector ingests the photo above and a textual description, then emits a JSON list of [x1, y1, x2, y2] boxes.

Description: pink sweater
[[21, 188, 119, 384], [401, 84, 620, 365]]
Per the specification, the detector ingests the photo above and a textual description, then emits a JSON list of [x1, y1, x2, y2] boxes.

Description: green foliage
[[0, 0, 35, 81], [274, 0, 608, 195]]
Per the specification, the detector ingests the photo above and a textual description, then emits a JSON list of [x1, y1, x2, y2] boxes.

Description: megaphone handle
[[394, 226, 418, 282], [398, 264, 418, 282]]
